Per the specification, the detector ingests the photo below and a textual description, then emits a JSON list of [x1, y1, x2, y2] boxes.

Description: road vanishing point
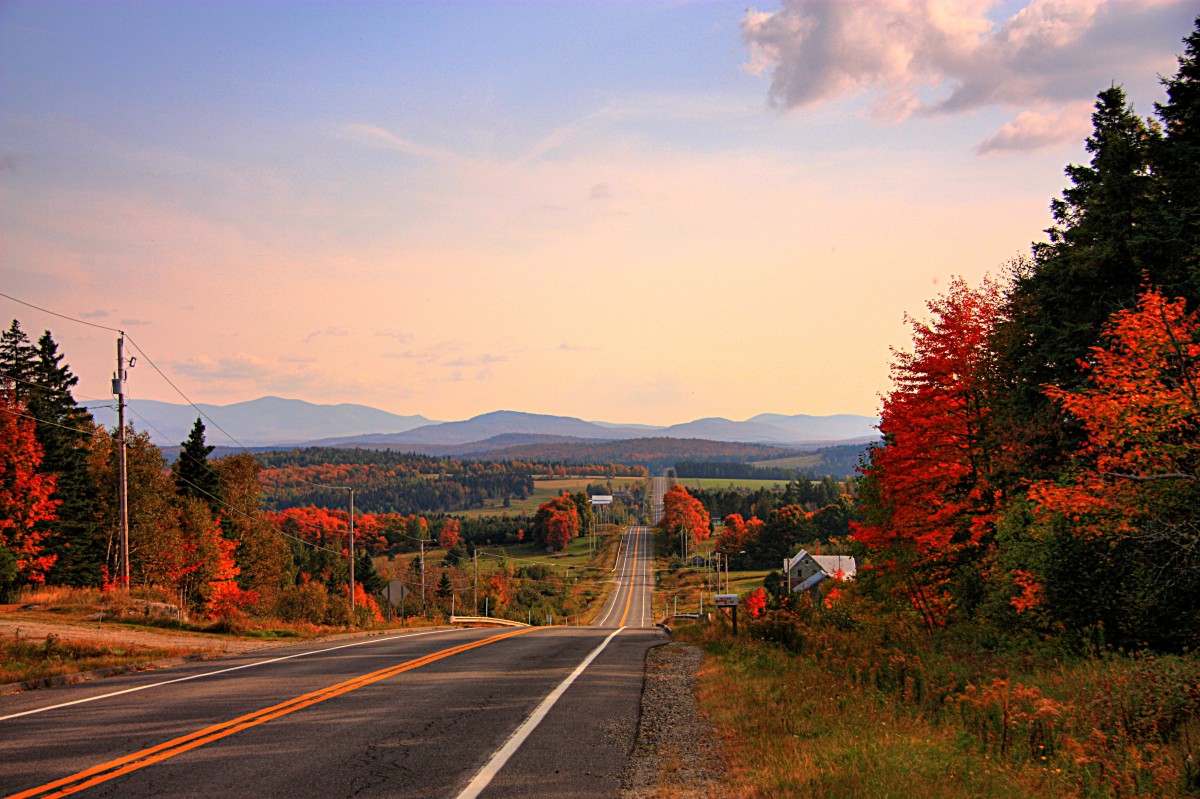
[[0, 526, 663, 799]]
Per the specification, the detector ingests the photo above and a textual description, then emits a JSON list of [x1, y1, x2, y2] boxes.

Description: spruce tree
[[29, 331, 102, 586], [991, 87, 1160, 481], [173, 417, 222, 513], [1154, 16, 1200, 302], [0, 320, 37, 396]]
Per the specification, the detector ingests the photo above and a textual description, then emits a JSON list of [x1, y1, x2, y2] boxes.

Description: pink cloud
[[742, 0, 1194, 127], [976, 104, 1094, 154]]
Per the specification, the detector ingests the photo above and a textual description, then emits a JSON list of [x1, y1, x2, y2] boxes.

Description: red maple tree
[[853, 277, 1004, 628], [1031, 289, 1200, 540], [0, 391, 59, 583], [439, 518, 461, 550], [658, 485, 711, 553], [532, 493, 579, 552]]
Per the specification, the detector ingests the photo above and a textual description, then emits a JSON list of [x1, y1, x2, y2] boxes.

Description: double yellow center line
[[9, 628, 534, 799], [617, 528, 641, 627]]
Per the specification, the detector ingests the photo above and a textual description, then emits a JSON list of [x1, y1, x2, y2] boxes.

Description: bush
[[275, 581, 329, 624]]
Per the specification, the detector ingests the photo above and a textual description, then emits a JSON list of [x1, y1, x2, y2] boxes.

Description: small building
[[785, 550, 857, 594]]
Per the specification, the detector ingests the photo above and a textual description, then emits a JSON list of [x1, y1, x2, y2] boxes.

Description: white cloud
[[742, 0, 1194, 134], [975, 103, 1094, 153]]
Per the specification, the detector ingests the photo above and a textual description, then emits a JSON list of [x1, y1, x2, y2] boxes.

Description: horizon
[[3, 1, 1195, 425]]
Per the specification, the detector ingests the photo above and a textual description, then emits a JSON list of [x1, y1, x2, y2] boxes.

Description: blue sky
[[2, 1, 1196, 429]]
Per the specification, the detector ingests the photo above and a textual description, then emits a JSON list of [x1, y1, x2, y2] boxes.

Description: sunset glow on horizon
[[3, 0, 1195, 427]]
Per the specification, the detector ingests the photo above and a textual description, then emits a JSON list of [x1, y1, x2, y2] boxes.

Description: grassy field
[[678, 625, 1037, 799], [453, 477, 643, 518], [672, 477, 794, 491], [673, 609, 1200, 798], [750, 453, 824, 470], [375, 524, 626, 623]]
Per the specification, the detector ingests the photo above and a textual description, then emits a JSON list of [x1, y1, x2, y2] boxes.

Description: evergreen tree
[[0, 321, 37, 396], [173, 417, 221, 513], [992, 87, 1161, 482], [29, 331, 102, 586], [1154, 16, 1200, 302], [355, 547, 384, 597]]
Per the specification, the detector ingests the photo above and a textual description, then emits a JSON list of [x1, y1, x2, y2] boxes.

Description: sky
[[2, 0, 1196, 429]]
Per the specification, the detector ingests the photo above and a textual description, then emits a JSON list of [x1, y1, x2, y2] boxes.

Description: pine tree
[[1154, 16, 1200, 302], [993, 87, 1161, 482], [0, 321, 37, 397], [173, 417, 221, 513], [29, 331, 102, 586]]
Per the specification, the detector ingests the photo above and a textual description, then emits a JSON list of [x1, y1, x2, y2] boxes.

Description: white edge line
[[454, 626, 626, 799], [0, 628, 450, 722]]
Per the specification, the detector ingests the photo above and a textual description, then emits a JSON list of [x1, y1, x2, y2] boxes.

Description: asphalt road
[[592, 526, 655, 630], [0, 529, 665, 799]]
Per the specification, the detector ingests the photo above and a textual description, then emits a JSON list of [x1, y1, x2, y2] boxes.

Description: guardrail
[[449, 616, 530, 628]]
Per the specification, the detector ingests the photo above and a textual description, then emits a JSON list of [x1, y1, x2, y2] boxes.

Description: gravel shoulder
[[621, 641, 723, 798]]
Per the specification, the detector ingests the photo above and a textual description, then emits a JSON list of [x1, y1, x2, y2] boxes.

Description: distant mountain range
[[90, 396, 435, 447], [92, 396, 878, 450]]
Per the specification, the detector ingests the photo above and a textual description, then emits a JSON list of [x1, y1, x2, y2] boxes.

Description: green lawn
[[751, 453, 823, 470], [672, 477, 793, 491], [453, 477, 643, 518]]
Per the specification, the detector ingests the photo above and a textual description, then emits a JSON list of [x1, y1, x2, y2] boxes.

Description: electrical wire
[[0, 291, 123, 333], [0, 404, 343, 557]]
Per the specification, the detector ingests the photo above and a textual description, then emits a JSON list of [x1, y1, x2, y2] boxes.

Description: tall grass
[[0, 634, 198, 685], [678, 598, 1200, 798]]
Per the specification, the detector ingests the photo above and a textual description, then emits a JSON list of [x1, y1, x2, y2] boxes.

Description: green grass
[[453, 477, 642, 518], [673, 477, 794, 491], [751, 454, 824, 470]]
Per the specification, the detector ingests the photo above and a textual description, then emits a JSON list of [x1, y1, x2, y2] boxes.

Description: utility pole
[[349, 488, 356, 613], [112, 334, 130, 589], [473, 549, 478, 615], [328, 485, 357, 615], [419, 537, 426, 618]]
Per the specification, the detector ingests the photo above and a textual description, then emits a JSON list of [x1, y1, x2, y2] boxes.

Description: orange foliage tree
[[0, 390, 59, 586], [853, 277, 1005, 629], [439, 518, 461, 550], [1031, 289, 1200, 547], [206, 536, 259, 620], [532, 493, 579, 552], [658, 484, 711, 555], [716, 513, 763, 556]]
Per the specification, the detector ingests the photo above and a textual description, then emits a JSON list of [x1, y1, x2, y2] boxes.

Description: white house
[[784, 550, 857, 594]]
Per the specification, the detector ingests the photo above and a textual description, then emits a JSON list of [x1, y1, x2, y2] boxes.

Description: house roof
[[812, 555, 856, 579]]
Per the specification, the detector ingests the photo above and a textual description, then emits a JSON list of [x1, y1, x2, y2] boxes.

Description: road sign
[[714, 594, 739, 607], [386, 578, 410, 607], [590, 495, 613, 505]]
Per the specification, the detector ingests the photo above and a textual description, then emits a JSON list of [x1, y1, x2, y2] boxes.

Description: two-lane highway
[[1, 528, 663, 799], [592, 526, 654, 629]]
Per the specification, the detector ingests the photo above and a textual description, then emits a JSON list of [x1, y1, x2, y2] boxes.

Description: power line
[[0, 404, 342, 558], [0, 291, 123, 334], [122, 334, 249, 453]]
